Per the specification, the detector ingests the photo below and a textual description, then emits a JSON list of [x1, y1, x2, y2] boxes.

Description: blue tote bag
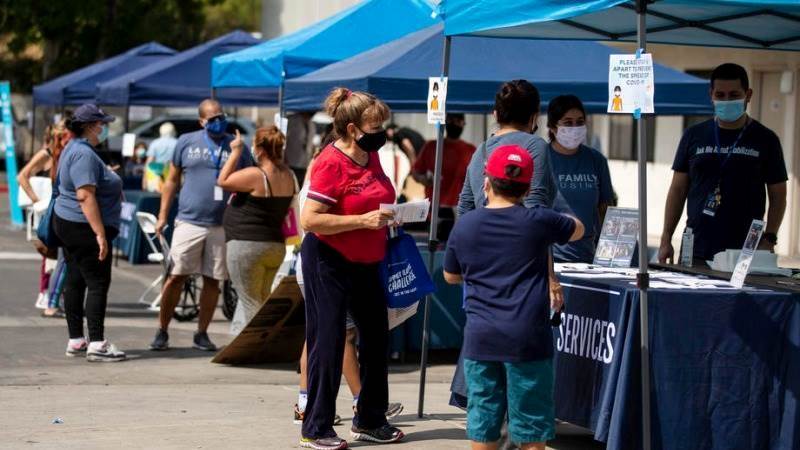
[[379, 229, 436, 308], [36, 151, 64, 249]]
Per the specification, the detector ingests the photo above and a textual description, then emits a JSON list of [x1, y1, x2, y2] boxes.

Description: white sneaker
[[65, 338, 88, 357], [86, 340, 126, 362], [35, 292, 49, 309]]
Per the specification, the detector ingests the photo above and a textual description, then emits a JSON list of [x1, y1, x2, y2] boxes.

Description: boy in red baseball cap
[[443, 145, 584, 450]]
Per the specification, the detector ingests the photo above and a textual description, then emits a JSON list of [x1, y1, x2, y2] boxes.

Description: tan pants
[[226, 240, 286, 323]]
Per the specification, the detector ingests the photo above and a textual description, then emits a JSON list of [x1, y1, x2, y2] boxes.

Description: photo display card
[[594, 207, 639, 268]]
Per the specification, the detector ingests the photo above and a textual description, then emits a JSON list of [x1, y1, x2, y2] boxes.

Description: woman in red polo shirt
[[298, 88, 403, 450]]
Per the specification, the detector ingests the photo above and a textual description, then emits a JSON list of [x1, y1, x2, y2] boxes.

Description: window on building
[[608, 115, 655, 162]]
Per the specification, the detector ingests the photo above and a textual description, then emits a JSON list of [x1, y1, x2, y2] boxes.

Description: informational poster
[[730, 219, 765, 288], [427, 77, 447, 124], [594, 207, 639, 268], [273, 112, 288, 135], [128, 105, 152, 122], [121, 133, 137, 157], [608, 54, 654, 114]]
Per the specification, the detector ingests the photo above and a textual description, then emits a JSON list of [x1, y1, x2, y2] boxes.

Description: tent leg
[[418, 35, 452, 419], [124, 104, 130, 132], [636, 1, 651, 450], [29, 102, 36, 157]]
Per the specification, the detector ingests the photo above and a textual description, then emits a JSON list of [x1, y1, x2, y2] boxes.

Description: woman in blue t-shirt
[[53, 104, 125, 362], [546, 95, 614, 263]]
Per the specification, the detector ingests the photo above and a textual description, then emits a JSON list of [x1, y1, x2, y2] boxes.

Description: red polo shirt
[[307, 144, 396, 264]]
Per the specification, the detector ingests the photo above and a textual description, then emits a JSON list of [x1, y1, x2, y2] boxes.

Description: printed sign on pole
[[730, 219, 765, 288], [1, 81, 24, 226], [608, 54, 655, 114], [427, 77, 447, 124]]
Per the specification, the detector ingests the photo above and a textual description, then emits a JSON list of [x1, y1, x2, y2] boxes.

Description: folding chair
[[18, 176, 52, 241], [135, 212, 200, 321], [135, 212, 168, 310]]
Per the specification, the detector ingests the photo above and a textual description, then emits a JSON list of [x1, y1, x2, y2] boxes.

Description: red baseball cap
[[485, 145, 534, 184]]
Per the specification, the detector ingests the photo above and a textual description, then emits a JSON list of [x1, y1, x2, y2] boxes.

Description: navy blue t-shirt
[[172, 130, 252, 226], [549, 144, 613, 263], [672, 119, 787, 260], [444, 205, 575, 362]]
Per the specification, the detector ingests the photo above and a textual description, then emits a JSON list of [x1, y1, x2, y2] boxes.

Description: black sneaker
[[149, 329, 169, 351], [352, 403, 405, 420], [299, 436, 348, 449], [350, 424, 404, 444], [193, 331, 217, 351]]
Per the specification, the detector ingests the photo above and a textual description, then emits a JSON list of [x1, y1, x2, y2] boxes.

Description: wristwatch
[[762, 232, 778, 245]]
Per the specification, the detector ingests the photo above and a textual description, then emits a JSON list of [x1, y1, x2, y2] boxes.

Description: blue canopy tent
[[30, 42, 176, 151], [33, 42, 177, 106], [283, 24, 712, 114], [421, 1, 800, 449], [95, 30, 277, 107], [211, 0, 437, 92]]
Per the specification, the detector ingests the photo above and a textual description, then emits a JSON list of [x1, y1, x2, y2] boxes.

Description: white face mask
[[555, 125, 587, 150]]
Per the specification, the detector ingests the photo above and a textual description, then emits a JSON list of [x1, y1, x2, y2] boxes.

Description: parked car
[[108, 115, 256, 153]]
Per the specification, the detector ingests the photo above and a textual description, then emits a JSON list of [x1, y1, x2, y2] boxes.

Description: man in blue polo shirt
[[659, 63, 788, 263], [150, 99, 251, 352], [444, 145, 584, 449]]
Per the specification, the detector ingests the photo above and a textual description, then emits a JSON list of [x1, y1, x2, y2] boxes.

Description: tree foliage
[[0, 0, 260, 92]]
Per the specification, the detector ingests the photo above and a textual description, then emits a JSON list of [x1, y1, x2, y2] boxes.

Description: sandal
[[42, 309, 65, 318]]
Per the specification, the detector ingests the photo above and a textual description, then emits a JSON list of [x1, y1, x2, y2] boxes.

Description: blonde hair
[[324, 87, 390, 139]]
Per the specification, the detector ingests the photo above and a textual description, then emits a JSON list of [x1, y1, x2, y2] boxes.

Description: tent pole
[[124, 103, 130, 132], [635, 1, 651, 450], [30, 101, 36, 157], [418, 34, 451, 419]]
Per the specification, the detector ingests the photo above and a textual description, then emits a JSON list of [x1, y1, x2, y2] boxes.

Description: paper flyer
[[380, 199, 430, 224]]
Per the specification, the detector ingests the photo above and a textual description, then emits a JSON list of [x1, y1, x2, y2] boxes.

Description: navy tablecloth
[[114, 190, 176, 264], [450, 272, 800, 450]]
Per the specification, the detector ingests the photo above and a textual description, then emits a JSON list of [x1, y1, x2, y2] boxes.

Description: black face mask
[[355, 127, 387, 153], [445, 124, 464, 140]]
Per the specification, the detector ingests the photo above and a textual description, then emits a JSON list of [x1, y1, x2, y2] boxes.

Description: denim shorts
[[464, 358, 555, 444]]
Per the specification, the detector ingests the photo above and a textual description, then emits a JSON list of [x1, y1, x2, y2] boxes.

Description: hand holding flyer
[[379, 199, 431, 224]]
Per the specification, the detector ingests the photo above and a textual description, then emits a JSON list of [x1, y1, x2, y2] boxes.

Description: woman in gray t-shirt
[[53, 104, 125, 362]]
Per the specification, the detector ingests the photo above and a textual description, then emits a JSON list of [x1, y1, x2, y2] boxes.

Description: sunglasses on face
[[207, 114, 227, 123]]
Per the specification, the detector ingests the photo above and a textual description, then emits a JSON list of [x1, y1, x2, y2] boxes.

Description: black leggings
[[54, 215, 117, 342], [300, 233, 390, 439]]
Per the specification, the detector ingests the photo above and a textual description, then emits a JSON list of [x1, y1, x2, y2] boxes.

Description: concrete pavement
[[0, 195, 604, 449]]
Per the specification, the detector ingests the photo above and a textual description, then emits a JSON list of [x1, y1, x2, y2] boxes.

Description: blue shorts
[[464, 358, 555, 444]]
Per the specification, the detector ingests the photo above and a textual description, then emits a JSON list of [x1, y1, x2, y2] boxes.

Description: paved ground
[[0, 192, 604, 449]]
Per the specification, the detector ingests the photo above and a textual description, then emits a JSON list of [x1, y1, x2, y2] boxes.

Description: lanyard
[[712, 119, 748, 172], [203, 132, 229, 175]]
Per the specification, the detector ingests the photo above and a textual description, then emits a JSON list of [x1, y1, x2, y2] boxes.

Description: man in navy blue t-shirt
[[659, 63, 787, 262], [444, 145, 584, 449]]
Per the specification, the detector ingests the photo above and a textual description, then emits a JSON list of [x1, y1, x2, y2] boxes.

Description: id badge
[[214, 186, 223, 201], [702, 185, 721, 217]]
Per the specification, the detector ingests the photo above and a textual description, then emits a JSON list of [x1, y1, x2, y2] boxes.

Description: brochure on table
[[593, 207, 639, 268]]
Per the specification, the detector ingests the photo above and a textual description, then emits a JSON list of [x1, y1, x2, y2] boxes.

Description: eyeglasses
[[207, 114, 227, 123]]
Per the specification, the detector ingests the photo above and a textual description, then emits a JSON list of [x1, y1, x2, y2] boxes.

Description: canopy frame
[[419, 3, 655, 450]]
